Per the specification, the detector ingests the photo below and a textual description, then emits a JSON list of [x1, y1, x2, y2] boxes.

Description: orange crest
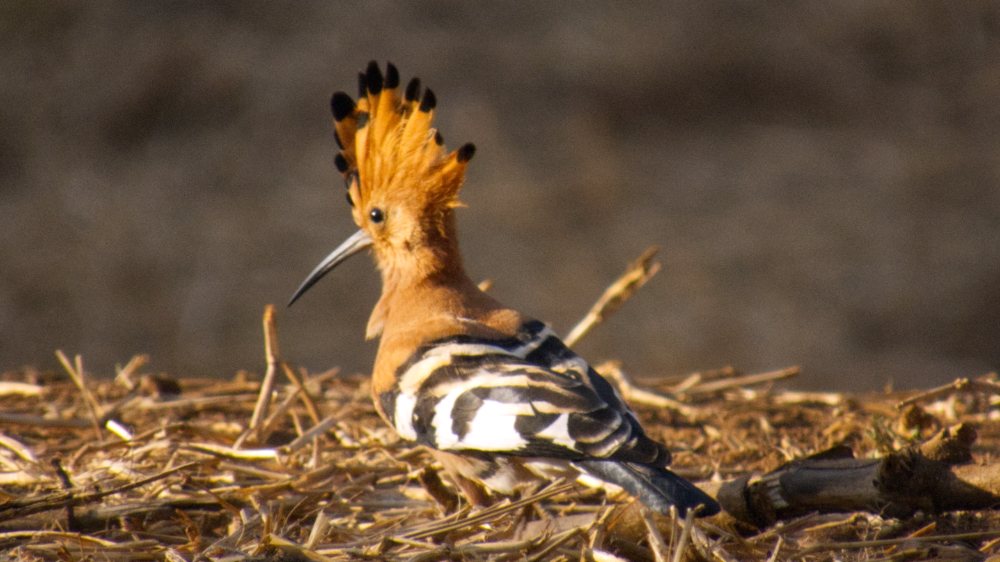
[[331, 61, 475, 233]]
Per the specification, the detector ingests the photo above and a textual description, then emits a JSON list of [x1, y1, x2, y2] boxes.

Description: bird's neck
[[367, 239, 524, 399], [368, 246, 505, 338]]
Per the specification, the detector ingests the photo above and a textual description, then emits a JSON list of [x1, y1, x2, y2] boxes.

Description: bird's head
[[290, 61, 475, 307]]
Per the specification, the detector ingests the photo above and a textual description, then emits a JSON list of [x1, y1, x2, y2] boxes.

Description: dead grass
[[2, 339, 1000, 561], [2, 255, 1000, 561]]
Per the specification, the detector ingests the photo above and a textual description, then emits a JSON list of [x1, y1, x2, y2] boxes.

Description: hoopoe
[[290, 61, 720, 517]]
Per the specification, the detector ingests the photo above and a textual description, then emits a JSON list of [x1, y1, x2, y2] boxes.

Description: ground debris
[[2, 359, 999, 562], [3, 311, 1000, 560]]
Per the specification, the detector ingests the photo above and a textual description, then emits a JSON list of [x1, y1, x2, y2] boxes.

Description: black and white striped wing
[[379, 321, 670, 466]]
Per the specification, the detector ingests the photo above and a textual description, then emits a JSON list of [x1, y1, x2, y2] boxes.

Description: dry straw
[[1, 249, 999, 561]]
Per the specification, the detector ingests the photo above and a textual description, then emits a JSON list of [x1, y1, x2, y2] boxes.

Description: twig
[[0, 382, 42, 397], [564, 246, 660, 348], [689, 523, 741, 562], [280, 413, 338, 454], [257, 386, 303, 445], [884, 521, 936, 554], [764, 536, 782, 562], [55, 351, 103, 439], [306, 509, 331, 550], [0, 432, 39, 463], [640, 366, 737, 390], [640, 506, 669, 562], [773, 391, 842, 406], [137, 394, 260, 410], [671, 505, 696, 562], [0, 530, 127, 547], [282, 363, 321, 425], [896, 374, 1000, 408], [114, 354, 149, 390], [0, 412, 92, 428], [401, 480, 576, 540], [0, 461, 203, 521], [798, 529, 1000, 555], [526, 527, 583, 562], [687, 366, 800, 395], [598, 362, 698, 419], [183, 442, 278, 460]]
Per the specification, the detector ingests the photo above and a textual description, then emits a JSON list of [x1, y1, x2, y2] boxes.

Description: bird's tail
[[573, 460, 721, 517]]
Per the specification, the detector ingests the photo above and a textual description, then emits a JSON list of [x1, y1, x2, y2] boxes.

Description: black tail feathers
[[574, 460, 721, 517]]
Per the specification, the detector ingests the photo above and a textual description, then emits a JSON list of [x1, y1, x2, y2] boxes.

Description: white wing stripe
[[399, 341, 528, 394], [394, 393, 418, 440], [456, 399, 531, 451], [535, 412, 575, 449]]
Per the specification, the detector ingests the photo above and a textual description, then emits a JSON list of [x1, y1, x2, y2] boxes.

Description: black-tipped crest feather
[[419, 89, 437, 112], [405, 78, 421, 102], [365, 61, 383, 95], [334, 153, 348, 173], [322, 63, 472, 223], [384, 63, 400, 89], [457, 143, 476, 163], [331, 92, 356, 121]]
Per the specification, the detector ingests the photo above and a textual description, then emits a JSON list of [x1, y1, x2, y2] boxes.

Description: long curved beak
[[288, 229, 373, 306]]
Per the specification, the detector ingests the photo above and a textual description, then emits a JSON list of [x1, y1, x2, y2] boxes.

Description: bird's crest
[[331, 61, 475, 233]]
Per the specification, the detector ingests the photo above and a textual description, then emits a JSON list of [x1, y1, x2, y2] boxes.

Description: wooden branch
[[710, 424, 1000, 528]]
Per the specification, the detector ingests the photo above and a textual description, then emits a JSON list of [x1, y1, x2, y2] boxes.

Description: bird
[[289, 61, 720, 517]]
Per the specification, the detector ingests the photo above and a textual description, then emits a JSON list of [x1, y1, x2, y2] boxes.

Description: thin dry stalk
[[0, 461, 202, 521], [0, 412, 92, 428], [56, 350, 103, 438], [690, 523, 741, 562], [281, 413, 338, 454], [896, 373, 1000, 408], [772, 391, 842, 406], [402, 480, 576, 540], [564, 246, 660, 348], [599, 362, 699, 420], [671, 507, 696, 562], [0, 381, 42, 397], [282, 363, 321, 425], [686, 366, 800, 395], [640, 506, 670, 562], [527, 527, 584, 562], [798, 529, 1000, 555], [0, 432, 39, 464], [764, 536, 782, 562], [239, 304, 282, 447], [113, 353, 149, 390], [184, 442, 278, 460]]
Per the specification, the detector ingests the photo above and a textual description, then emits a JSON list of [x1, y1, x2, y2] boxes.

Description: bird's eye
[[369, 208, 384, 224]]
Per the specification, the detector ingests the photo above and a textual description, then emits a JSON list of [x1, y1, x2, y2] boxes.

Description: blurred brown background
[[2, 2, 998, 390]]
